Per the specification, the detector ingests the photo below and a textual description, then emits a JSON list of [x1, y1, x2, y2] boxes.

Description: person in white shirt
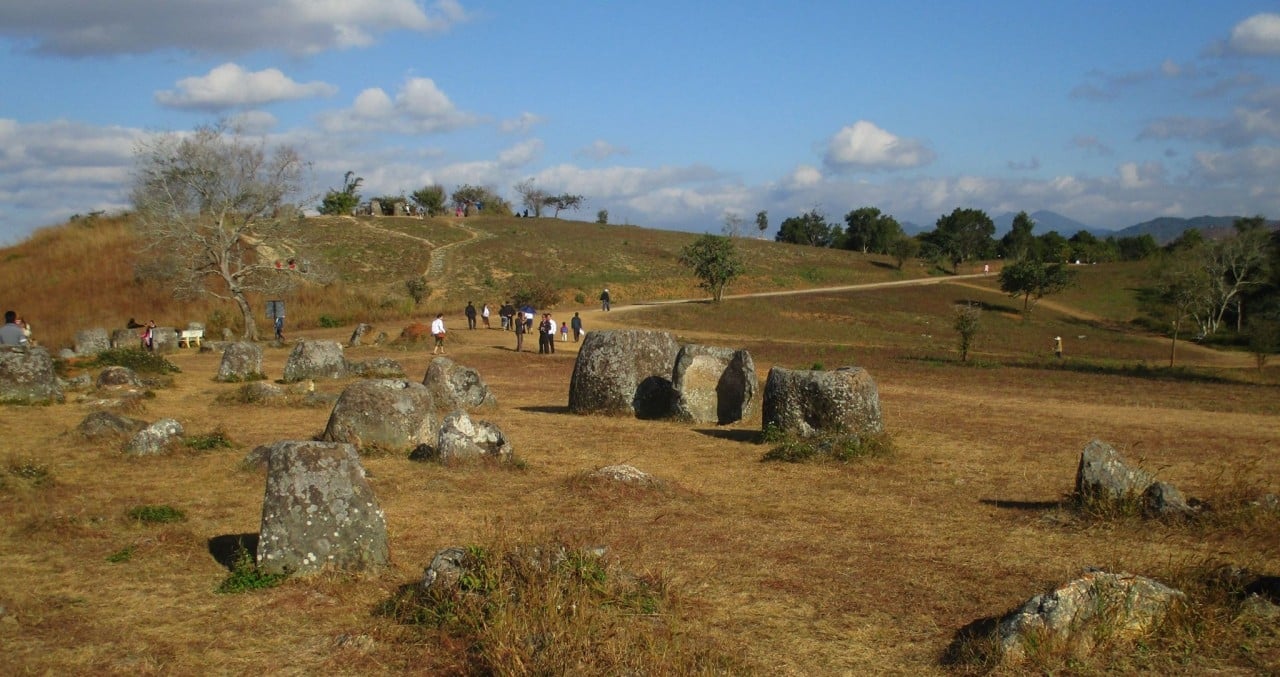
[[481, 304, 491, 329], [431, 314, 447, 354]]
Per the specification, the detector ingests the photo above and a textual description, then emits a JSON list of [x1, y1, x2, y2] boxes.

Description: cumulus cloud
[[155, 63, 337, 110], [0, 0, 469, 57], [575, 140, 629, 161], [499, 112, 544, 134], [318, 77, 478, 134], [823, 120, 935, 172], [1226, 13, 1280, 56], [786, 165, 823, 187]]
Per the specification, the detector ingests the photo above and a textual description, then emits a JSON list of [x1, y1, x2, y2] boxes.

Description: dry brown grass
[[2, 217, 1278, 674]]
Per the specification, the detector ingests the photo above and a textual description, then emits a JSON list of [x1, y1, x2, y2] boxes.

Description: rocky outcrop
[[670, 344, 757, 425], [348, 323, 373, 347], [74, 328, 110, 356], [282, 340, 347, 383], [1075, 440, 1197, 519], [78, 411, 146, 441], [348, 357, 405, 378], [412, 410, 511, 462], [215, 342, 264, 382], [590, 464, 660, 487], [422, 356, 496, 411], [761, 366, 883, 439], [256, 440, 389, 575], [321, 379, 437, 452], [0, 346, 64, 405], [568, 329, 681, 418], [96, 365, 141, 388], [124, 418, 184, 455]]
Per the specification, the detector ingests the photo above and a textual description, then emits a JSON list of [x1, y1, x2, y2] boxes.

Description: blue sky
[[2, 1, 1279, 243]]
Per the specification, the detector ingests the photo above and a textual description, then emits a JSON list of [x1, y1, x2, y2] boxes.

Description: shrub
[[6, 457, 52, 487], [761, 431, 894, 463], [126, 504, 186, 524], [186, 428, 233, 451], [106, 545, 135, 563], [91, 347, 180, 375], [317, 314, 343, 328], [218, 547, 287, 594], [404, 277, 428, 306]]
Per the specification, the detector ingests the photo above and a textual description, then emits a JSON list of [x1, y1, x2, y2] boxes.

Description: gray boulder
[[215, 341, 264, 382], [237, 381, 288, 405], [124, 418, 184, 455], [96, 365, 141, 388], [416, 410, 512, 462], [1074, 439, 1155, 503], [78, 411, 147, 441], [321, 379, 437, 452], [256, 440, 389, 575], [282, 340, 347, 383], [670, 344, 758, 425], [0, 346, 64, 405], [994, 570, 1184, 663], [222, 327, 235, 341], [421, 546, 469, 591], [1142, 481, 1197, 519], [110, 328, 139, 349], [348, 358, 405, 378], [761, 366, 883, 439], [422, 356, 496, 411], [590, 464, 660, 487], [348, 323, 373, 347], [74, 328, 110, 356], [568, 329, 680, 418], [372, 331, 389, 346], [151, 327, 179, 354]]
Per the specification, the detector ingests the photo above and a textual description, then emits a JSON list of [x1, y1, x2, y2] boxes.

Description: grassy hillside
[[1, 213, 1277, 673]]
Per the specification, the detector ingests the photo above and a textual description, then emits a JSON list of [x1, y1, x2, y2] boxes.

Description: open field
[[2, 216, 1278, 674]]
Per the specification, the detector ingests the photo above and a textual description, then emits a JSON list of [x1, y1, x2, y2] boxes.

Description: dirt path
[[425, 219, 493, 278]]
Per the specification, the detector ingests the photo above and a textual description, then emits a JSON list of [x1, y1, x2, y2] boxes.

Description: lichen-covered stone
[[74, 328, 110, 356], [348, 357, 405, 378], [761, 366, 882, 438], [78, 411, 147, 441], [321, 379, 436, 452], [568, 329, 680, 418], [422, 356, 495, 411], [670, 344, 757, 424], [215, 342, 264, 382], [282, 340, 347, 383], [416, 410, 512, 462], [256, 440, 389, 575], [0, 346, 65, 405], [124, 418, 184, 455]]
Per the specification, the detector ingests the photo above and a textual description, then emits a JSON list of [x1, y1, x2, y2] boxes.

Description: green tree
[[451, 184, 511, 216], [131, 122, 312, 340], [755, 210, 769, 238], [775, 209, 837, 247], [1152, 249, 1213, 367], [843, 207, 903, 254], [1035, 230, 1071, 262], [998, 211, 1036, 261], [318, 171, 362, 215], [931, 207, 995, 272], [680, 234, 744, 302], [543, 193, 584, 218], [513, 178, 547, 217], [1115, 234, 1159, 261], [410, 184, 446, 216], [722, 212, 744, 238], [1068, 230, 1104, 263], [998, 259, 1077, 315], [952, 303, 981, 363], [596, 209, 609, 224], [890, 236, 921, 270]]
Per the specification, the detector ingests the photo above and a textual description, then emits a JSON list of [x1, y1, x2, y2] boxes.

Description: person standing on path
[[599, 287, 611, 311], [513, 313, 526, 351], [482, 303, 491, 329], [464, 301, 477, 330], [570, 312, 583, 342], [432, 314, 447, 354]]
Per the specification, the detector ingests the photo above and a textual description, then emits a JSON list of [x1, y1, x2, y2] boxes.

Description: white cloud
[[786, 165, 823, 187], [318, 77, 478, 134], [155, 63, 337, 110], [823, 120, 935, 172], [1117, 161, 1166, 189], [0, 0, 469, 57], [227, 110, 279, 135], [1141, 108, 1280, 147], [1227, 13, 1280, 56], [499, 112, 545, 134], [497, 139, 543, 167], [575, 140, 629, 161]]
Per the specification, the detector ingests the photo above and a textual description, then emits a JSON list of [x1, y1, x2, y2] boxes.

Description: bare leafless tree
[[131, 123, 313, 340]]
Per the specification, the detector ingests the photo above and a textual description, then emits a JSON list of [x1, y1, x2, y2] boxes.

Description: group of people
[[0, 310, 32, 346]]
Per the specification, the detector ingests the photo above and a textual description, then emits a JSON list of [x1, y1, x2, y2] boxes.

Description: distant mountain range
[[902, 211, 1267, 245]]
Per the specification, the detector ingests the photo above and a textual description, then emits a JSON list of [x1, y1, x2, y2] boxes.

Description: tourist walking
[[482, 303, 491, 329], [599, 287, 611, 311], [464, 301, 477, 330], [513, 313, 526, 351], [432, 314, 447, 354], [570, 312, 583, 342]]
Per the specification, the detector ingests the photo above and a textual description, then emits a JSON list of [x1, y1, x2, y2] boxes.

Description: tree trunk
[[1169, 319, 1179, 368], [234, 292, 259, 340]]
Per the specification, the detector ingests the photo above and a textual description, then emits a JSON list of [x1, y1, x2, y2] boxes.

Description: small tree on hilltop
[[411, 184, 446, 216], [953, 303, 981, 363], [514, 178, 547, 217], [999, 258, 1076, 316], [543, 193, 584, 218], [318, 171, 362, 215], [596, 209, 609, 224], [131, 122, 313, 340], [680, 234, 744, 303], [890, 236, 921, 270], [755, 210, 769, 239]]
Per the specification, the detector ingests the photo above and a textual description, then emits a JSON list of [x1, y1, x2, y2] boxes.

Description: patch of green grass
[[126, 504, 186, 524], [217, 547, 287, 594], [761, 430, 894, 463], [185, 428, 233, 451], [90, 347, 181, 375], [317, 314, 343, 328], [106, 545, 135, 563]]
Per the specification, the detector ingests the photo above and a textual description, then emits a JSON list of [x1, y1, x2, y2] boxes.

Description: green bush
[[218, 547, 287, 594], [761, 431, 893, 463], [318, 314, 343, 328], [91, 348, 180, 375], [185, 429, 233, 451], [127, 504, 186, 524]]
